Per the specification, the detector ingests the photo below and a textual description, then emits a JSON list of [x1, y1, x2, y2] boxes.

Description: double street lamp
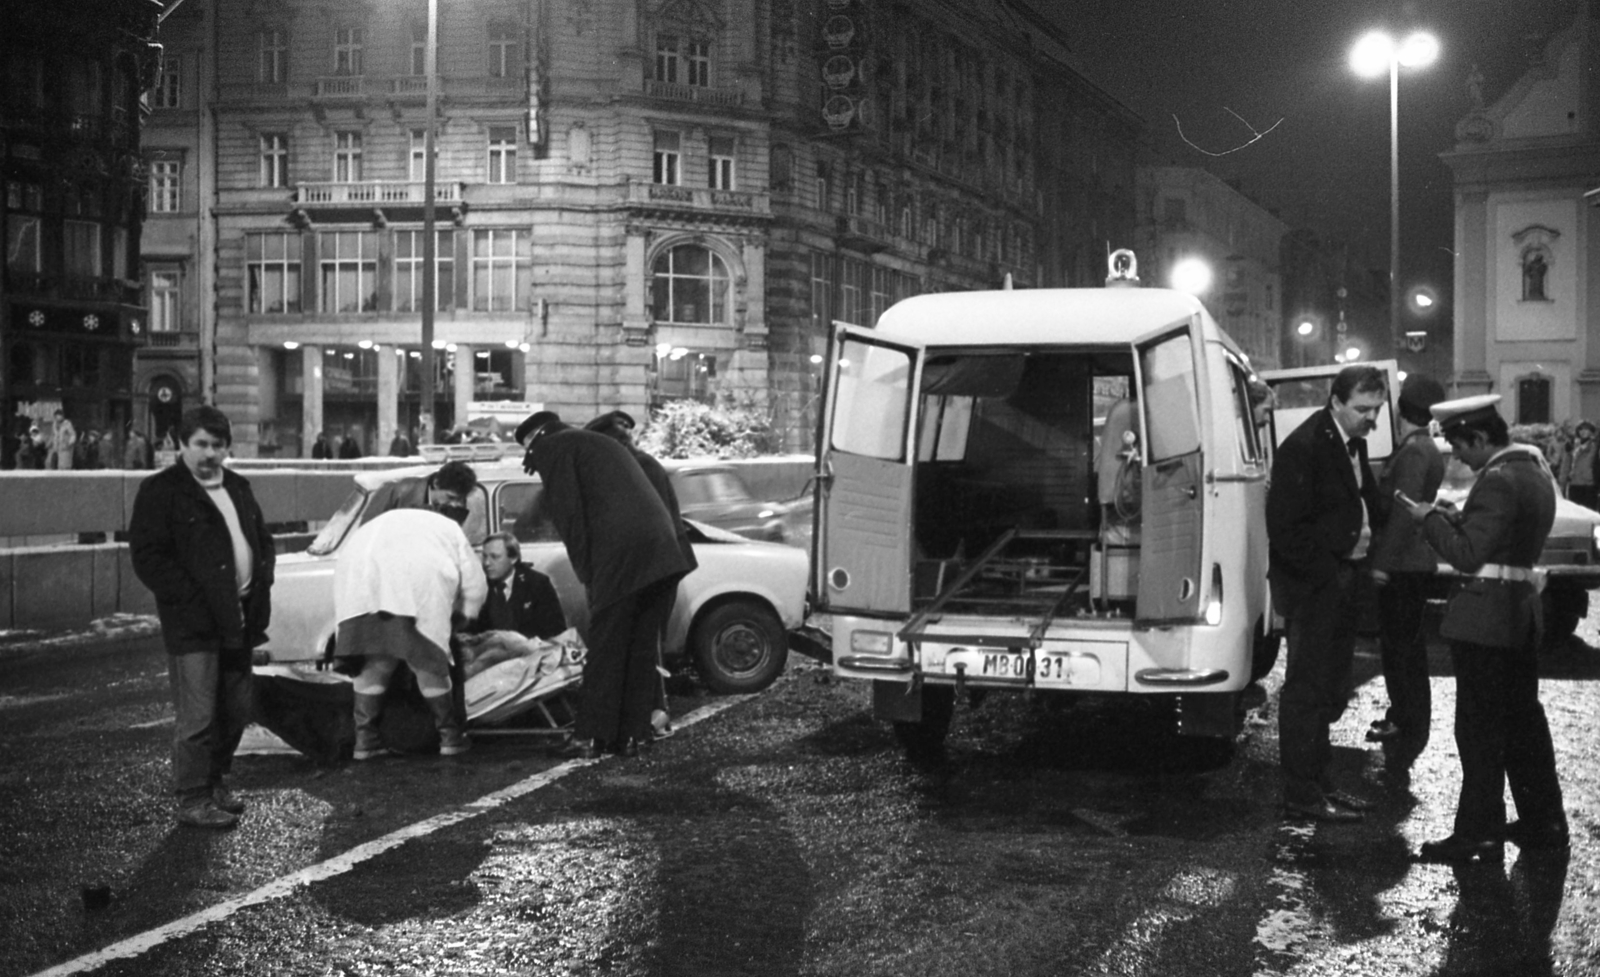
[[1350, 30, 1439, 351]]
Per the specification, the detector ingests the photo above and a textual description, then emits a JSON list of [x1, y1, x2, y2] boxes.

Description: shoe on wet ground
[[1416, 835, 1503, 863], [556, 737, 602, 760], [439, 728, 471, 756], [211, 785, 245, 815], [1504, 820, 1570, 850], [176, 801, 238, 830], [1326, 789, 1376, 812]]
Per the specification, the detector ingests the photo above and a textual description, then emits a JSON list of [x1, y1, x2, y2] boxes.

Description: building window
[[653, 130, 681, 185], [394, 229, 455, 312], [247, 232, 302, 314], [259, 134, 289, 188], [809, 250, 833, 329], [488, 25, 520, 79], [1517, 375, 1552, 424], [487, 126, 517, 183], [64, 220, 101, 278], [334, 131, 363, 182], [150, 270, 181, 332], [686, 40, 710, 86], [319, 231, 377, 313], [656, 351, 715, 403], [334, 27, 364, 76], [655, 35, 680, 83], [409, 129, 435, 182], [815, 163, 830, 212], [410, 24, 427, 76], [149, 159, 181, 213], [154, 56, 181, 109], [5, 217, 41, 275], [652, 244, 729, 325], [708, 136, 735, 190], [839, 257, 865, 326], [471, 229, 530, 311], [259, 30, 287, 83]]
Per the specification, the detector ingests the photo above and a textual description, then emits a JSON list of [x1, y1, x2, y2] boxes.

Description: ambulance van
[[815, 253, 1285, 755]]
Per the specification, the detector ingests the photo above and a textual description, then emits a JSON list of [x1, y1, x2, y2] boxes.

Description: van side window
[[831, 338, 914, 461], [496, 482, 560, 543], [1227, 360, 1263, 462], [917, 395, 972, 461], [1139, 333, 1201, 461]]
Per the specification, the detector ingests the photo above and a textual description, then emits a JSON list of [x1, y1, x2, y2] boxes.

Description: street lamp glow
[[1170, 257, 1213, 295], [1350, 32, 1395, 77], [1346, 346, 1363, 361], [1399, 33, 1440, 68], [1296, 319, 1316, 337]]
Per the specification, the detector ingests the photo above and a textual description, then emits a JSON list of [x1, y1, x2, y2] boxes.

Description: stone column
[[301, 344, 324, 458], [376, 345, 399, 455], [453, 344, 475, 431]]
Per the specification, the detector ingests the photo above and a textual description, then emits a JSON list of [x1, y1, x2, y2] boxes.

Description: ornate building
[[147, 0, 1141, 457], [1, 0, 164, 466], [1442, 6, 1600, 423]]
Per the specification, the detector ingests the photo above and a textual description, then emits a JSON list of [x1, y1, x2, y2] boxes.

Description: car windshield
[[677, 470, 752, 506], [306, 488, 370, 556]]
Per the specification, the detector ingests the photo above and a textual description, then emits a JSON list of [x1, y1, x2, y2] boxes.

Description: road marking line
[[28, 695, 748, 977], [129, 718, 173, 730]]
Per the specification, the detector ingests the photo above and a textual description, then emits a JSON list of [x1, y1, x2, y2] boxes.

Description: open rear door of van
[[1133, 320, 1208, 625], [817, 323, 924, 616]]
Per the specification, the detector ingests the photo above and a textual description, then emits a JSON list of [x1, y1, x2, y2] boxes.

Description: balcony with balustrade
[[293, 181, 466, 223]]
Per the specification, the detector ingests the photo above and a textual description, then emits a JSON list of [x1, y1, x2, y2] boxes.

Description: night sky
[[1044, 0, 1584, 310]]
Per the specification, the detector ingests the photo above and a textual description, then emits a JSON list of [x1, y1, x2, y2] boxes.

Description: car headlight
[[1591, 523, 1600, 552]]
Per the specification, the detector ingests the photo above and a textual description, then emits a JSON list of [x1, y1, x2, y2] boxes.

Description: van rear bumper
[[837, 655, 914, 674], [1135, 667, 1230, 686]]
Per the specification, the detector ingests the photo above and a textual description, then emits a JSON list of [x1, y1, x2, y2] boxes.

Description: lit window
[[5, 217, 41, 275], [259, 134, 289, 188], [394, 230, 455, 312], [488, 25, 521, 79], [708, 136, 735, 190], [651, 244, 729, 325], [259, 30, 287, 83], [487, 126, 517, 184], [318, 231, 377, 313], [149, 160, 181, 213], [333, 131, 362, 181], [246, 232, 302, 314], [334, 27, 364, 76], [150, 270, 181, 332], [154, 56, 181, 108], [653, 130, 680, 185], [471, 229, 531, 311]]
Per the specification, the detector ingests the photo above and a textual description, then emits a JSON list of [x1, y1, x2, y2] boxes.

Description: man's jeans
[[167, 650, 253, 806]]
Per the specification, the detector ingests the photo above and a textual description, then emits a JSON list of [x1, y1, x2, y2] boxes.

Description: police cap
[[1430, 394, 1502, 437], [513, 410, 562, 446]]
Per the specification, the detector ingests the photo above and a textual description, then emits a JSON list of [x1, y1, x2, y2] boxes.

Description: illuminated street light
[[1170, 257, 1213, 295], [1351, 29, 1438, 350]]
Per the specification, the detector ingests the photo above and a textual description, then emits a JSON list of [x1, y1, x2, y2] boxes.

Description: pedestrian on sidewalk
[[130, 405, 275, 829]]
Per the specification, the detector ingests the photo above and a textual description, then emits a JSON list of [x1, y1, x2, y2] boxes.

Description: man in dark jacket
[[460, 531, 568, 675], [1367, 374, 1446, 759], [518, 410, 693, 757], [1399, 394, 1567, 862], [586, 409, 698, 739], [1267, 364, 1387, 822], [130, 406, 275, 829]]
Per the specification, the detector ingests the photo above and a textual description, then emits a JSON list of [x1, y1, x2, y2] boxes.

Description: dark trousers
[[577, 579, 676, 745], [1450, 637, 1566, 841], [168, 650, 253, 805], [1376, 572, 1433, 754], [1279, 562, 1360, 806]]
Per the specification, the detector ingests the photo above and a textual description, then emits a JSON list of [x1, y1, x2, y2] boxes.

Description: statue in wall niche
[[1466, 64, 1485, 111], [1523, 250, 1549, 301]]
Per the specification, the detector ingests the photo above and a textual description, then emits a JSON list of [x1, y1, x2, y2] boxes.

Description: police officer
[[1398, 394, 1569, 861]]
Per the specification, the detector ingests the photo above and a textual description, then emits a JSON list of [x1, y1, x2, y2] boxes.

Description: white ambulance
[[815, 253, 1287, 755]]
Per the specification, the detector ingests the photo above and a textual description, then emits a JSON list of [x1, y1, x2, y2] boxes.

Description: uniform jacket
[[1421, 445, 1556, 648], [1371, 428, 1446, 574], [473, 562, 568, 640], [523, 423, 693, 610], [333, 507, 488, 658], [631, 447, 699, 575], [130, 462, 275, 654], [1266, 406, 1383, 616]]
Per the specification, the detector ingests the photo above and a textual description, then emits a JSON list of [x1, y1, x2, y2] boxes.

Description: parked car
[[668, 462, 793, 543], [259, 459, 808, 694]]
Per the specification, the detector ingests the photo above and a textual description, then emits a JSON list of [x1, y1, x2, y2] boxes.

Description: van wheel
[[892, 684, 955, 761], [690, 600, 789, 694], [1250, 622, 1281, 683]]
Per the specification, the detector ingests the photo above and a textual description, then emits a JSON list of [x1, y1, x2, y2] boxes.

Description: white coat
[[333, 508, 488, 657]]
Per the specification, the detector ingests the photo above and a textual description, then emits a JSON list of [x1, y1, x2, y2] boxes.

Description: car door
[[1259, 360, 1401, 464], [817, 323, 924, 616], [1133, 320, 1208, 625]]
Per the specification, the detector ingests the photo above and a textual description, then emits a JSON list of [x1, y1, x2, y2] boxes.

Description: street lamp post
[[1350, 30, 1438, 352], [419, 0, 438, 445]]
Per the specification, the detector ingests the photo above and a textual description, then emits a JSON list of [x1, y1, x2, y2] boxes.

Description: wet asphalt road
[[4, 615, 1600, 977]]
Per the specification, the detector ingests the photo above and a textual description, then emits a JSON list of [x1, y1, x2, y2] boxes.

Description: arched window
[[651, 244, 729, 325]]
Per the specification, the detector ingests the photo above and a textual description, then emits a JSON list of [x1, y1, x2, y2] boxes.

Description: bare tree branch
[[1173, 108, 1284, 157]]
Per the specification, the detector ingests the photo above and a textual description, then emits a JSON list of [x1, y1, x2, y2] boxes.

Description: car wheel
[[689, 599, 789, 694], [892, 683, 955, 761]]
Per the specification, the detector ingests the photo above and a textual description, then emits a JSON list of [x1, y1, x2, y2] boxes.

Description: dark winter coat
[[129, 463, 275, 655], [630, 447, 698, 575], [1266, 406, 1384, 617], [472, 562, 568, 640], [522, 424, 692, 610]]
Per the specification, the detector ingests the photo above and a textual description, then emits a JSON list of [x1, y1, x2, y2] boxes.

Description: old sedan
[[259, 459, 808, 694]]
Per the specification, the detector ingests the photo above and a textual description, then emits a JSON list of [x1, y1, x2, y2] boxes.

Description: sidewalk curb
[[0, 614, 160, 659]]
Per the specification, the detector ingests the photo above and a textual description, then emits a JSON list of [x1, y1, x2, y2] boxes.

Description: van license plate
[[979, 651, 1031, 680]]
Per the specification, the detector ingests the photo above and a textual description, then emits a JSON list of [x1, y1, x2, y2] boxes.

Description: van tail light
[[1203, 565, 1223, 626]]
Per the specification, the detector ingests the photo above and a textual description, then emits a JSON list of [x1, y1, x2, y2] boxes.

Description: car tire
[[689, 599, 789, 694], [892, 683, 955, 761]]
